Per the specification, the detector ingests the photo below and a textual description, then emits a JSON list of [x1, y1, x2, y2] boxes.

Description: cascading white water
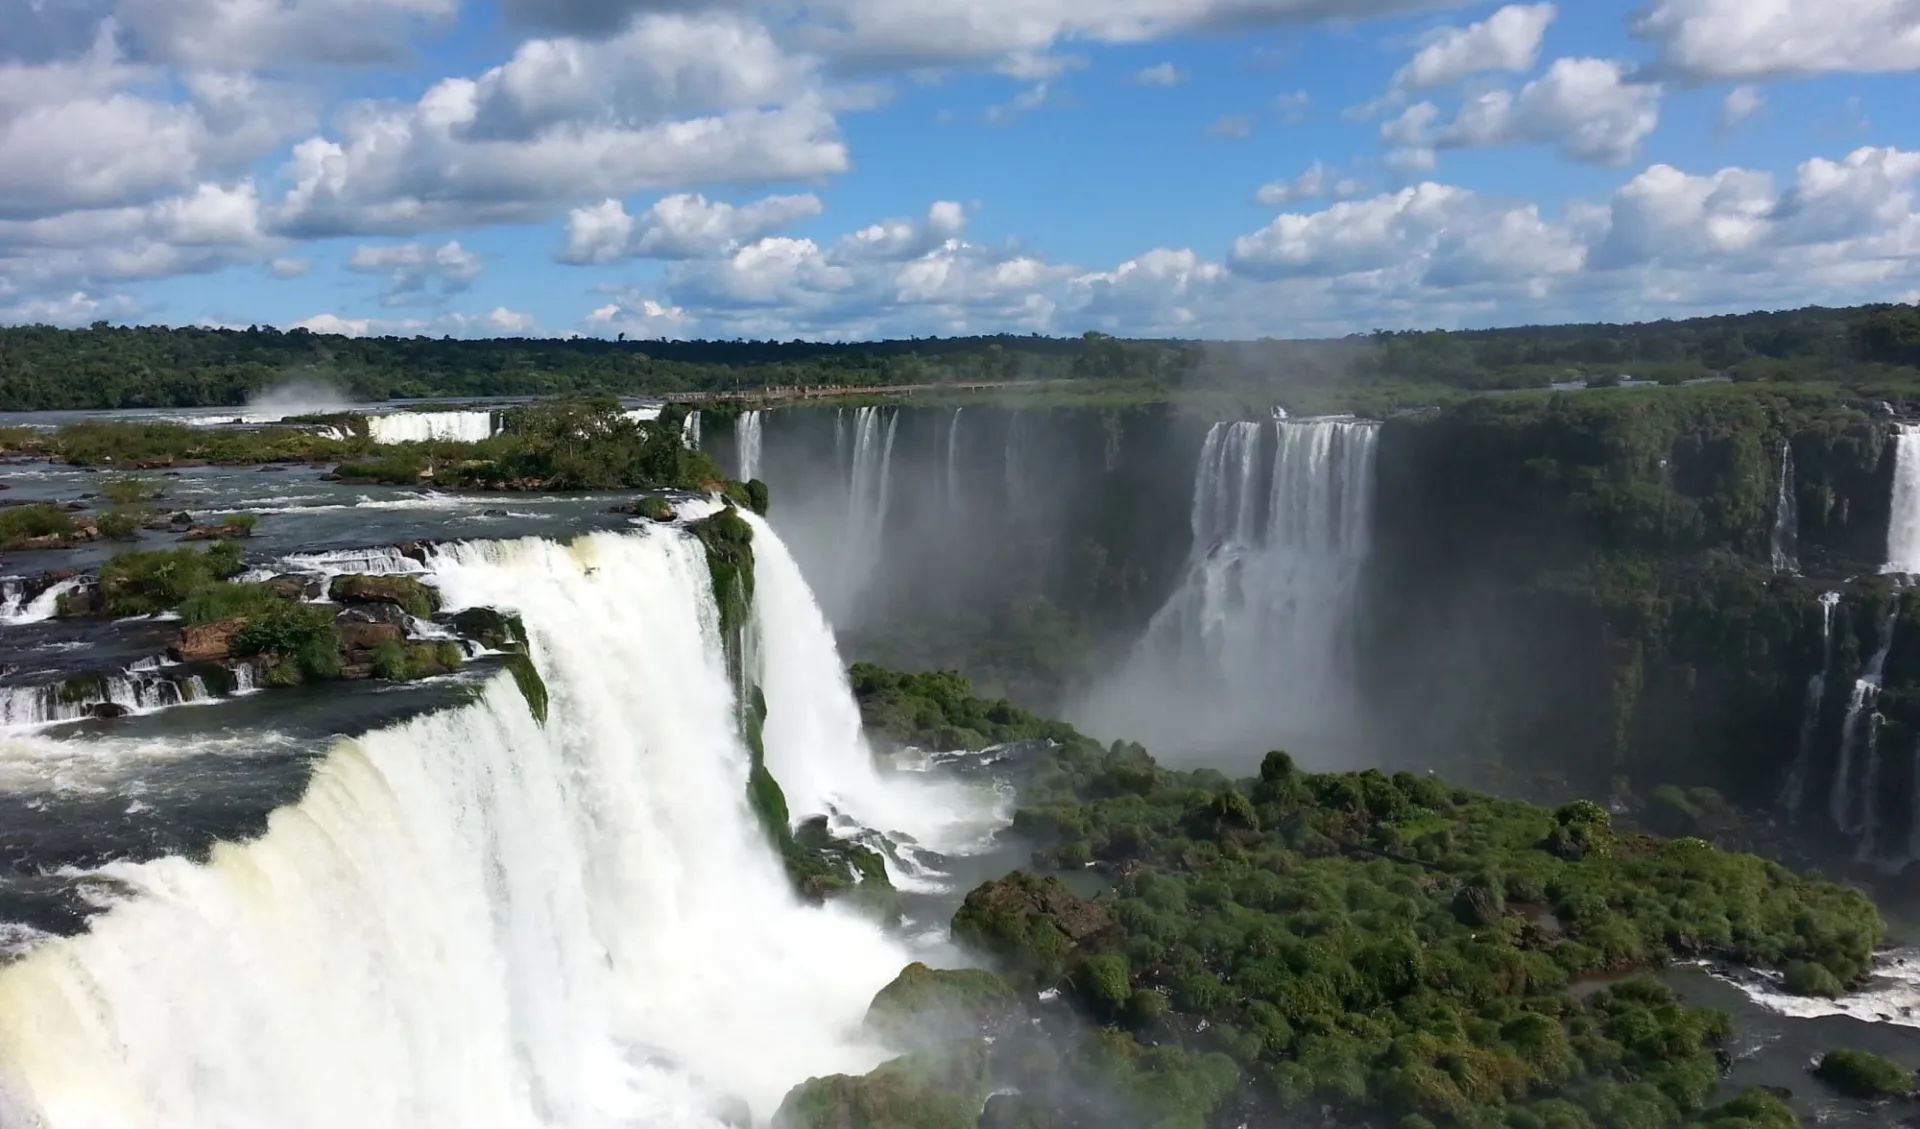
[[735, 411, 763, 482], [741, 513, 1005, 881], [841, 407, 898, 602], [0, 579, 80, 626], [682, 412, 702, 450], [945, 408, 963, 511], [0, 527, 918, 1127], [1831, 609, 1898, 836], [1781, 591, 1841, 819], [365, 411, 498, 444], [0, 665, 215, 729], [1771, 440, 1800, 574], [1077, 416, 1379, 761], [1886, 424, 1920, 574]]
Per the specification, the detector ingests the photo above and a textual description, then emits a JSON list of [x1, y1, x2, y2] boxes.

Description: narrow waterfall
[[844, 406, 898, 593], [945, 408, 963, 510], [365, 410, 497, 444], [1076, 415, 1380, 761], [742, 514, 1005, 878], [1771, 440, 1800, 574], [1831, 608, 1898, 836], [1886, 423, 1920, 574], [0, 527, 915, 1127], [0, 578, 81, 626], [735, 410, 763, 482], [682, 411, 703, 450], [1781, 590, 1841, 819]]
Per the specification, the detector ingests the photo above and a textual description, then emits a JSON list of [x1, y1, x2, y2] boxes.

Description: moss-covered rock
[[448, 606, 524, 651], [864, 963, 1021, 1049], [771, 1048, 989, 1129], [328, 574, 440, 619], [950, 874, 1115, 986], [1812, 1048, 1912, 1099], [501, 651, 549, 723]]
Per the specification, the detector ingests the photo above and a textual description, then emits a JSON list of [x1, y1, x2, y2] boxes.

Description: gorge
[[4, 382, 1920, 1129]]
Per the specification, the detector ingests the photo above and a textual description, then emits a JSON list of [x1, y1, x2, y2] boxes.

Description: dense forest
[[2, 303, 1918, 411]]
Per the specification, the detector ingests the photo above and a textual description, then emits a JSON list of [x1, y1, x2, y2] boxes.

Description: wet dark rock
[[447, 606, 522, 650], [330, 576, 437, 618], [87, 702, 130, 719], [610, 495, 676, 522], [481, 508, 509, 517], [337, 620, 404, 651], [264, 574, 323, 601], [180, 524, 251, 541], [336, 603, 413, 630]]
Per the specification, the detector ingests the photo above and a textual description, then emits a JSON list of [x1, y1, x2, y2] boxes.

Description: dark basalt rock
[[336, 603, 412, 630], [264, 573, 324, 601], [87, 702, 130, 719]]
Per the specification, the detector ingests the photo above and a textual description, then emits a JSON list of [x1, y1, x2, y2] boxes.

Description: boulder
[[180, 524, 249, 541], [329, 574, 440, 617], [337, 664, 375, 681], [610, 495, 677, 522], [448, 606, 522, 650], [88, 702, 130, 719], [864, 963, 1021, 1048], [168, 511, 193, 527], [336, 602, 413, 629], [170, 616, 248, 663], [337, 620, 403, 651], [264, 573, 323, 601]]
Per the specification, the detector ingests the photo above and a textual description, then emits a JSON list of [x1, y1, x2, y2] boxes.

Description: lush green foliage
[[331, 398, 730, 492], [1812, 1049, 1911, 1099], [791, 668, 1887, 1129], [94, 543, 246, 616], [177, 581, 287, 624], [5, 305, 1918, 413], [850, 663, 1083, 751], [0, 504, 77, 547], [231, 604, 343, 686], [51, 421, 367, 466]]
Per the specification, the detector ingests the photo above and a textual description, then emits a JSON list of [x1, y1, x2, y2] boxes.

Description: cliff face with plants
[[1358, 387, 1920, 866]]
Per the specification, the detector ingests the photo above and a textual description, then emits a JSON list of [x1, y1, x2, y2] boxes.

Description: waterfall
[[946, 408, 963, 510], [1077, 415, 1380, 761], [742, 514, 1005, 880], [844, 407, 898, 595], [365, 411, 497, 444], [1771, 440, 1800, 574], [736, 411, 763, 482], [1831, 608, 1898, 836], [1781, 591, 1841, 819], [0, 527, 916, 1126], [1886, 424, 1920, 574], [682, 411, 703, 450], [0, 578, 81, 626]]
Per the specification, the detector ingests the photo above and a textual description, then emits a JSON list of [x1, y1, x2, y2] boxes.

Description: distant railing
[[661, 379, 1061, 404]]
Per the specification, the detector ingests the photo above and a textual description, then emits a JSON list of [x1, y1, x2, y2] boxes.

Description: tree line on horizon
[[0, 302, 1917, 412]]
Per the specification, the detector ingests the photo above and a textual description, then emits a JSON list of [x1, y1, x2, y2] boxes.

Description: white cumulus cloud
[[345, 240, 483, 305], [1394, 3, 1557, 89], [558, 193, 825, 264], [1634, 0, 1920, 80]]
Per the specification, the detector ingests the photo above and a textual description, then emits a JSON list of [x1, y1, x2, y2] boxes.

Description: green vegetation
[[232, 603, 344, 686], [0, 504, 81, 549], [852, 663, 1082, 751], [177, 581, 287, 624], [332, 398, 729, 492], [329, 574, 440, 620], [784, 667, 1888, 1129], [49, 421, 368, 467], [501, 651, 549, 724], [4, 304, 1919, 413], [1812, 1049, 1911, 1099], [92, 543, 246, 616]]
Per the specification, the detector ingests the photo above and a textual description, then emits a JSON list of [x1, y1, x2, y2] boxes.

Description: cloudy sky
[[2, 0, 1917, 340]]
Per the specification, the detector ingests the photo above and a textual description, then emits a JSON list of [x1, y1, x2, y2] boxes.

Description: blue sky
[[1, 0, 1917, 340]]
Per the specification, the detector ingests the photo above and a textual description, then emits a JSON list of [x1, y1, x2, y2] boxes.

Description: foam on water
[[0, 526, 923, 1128]]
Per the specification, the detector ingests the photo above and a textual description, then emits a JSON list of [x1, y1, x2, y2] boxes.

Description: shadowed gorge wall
[[1357, 390, 1920, 862], [733, 404, 1209, 706]]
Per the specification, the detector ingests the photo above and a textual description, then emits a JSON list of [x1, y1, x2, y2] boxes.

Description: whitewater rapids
[[0, 527, 917, 1129]]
